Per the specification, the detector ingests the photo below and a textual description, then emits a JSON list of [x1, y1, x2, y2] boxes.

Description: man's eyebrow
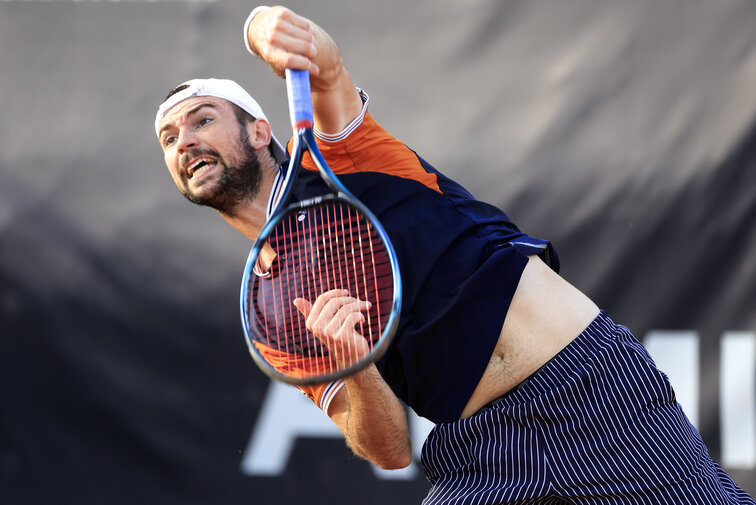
[[158, 102, 219, 137]]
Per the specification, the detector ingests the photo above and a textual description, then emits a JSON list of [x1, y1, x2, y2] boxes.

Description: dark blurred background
[[1, 1, 755, 503]]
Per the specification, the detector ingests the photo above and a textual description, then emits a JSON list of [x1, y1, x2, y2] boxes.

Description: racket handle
[[285, 68, 314, 130]]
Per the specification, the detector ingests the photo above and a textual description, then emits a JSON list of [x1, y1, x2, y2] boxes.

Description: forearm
[[331, 365, 412, 469]]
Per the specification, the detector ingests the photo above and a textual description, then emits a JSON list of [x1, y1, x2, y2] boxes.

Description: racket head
[[240, 195, 401, 385]]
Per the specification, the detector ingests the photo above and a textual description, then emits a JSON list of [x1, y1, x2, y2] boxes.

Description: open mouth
[[186, 158, 217, 178]]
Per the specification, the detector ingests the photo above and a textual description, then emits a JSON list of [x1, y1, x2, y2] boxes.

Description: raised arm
[[245, 6, 363, 135]]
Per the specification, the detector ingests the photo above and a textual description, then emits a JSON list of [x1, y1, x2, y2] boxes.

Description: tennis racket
[[240, 69, 401, 386]]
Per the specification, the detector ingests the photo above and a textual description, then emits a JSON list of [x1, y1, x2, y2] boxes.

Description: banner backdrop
[[1, 1, 755, 504]]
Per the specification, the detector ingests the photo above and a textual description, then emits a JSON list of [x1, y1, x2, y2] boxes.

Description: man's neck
[[219, 159, 280, 241]]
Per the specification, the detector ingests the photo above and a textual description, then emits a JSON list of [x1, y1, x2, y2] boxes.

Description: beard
[[181, 126, 263, 216]]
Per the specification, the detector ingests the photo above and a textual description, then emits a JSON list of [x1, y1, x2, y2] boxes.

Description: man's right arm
[[245, 6, 363, 136]]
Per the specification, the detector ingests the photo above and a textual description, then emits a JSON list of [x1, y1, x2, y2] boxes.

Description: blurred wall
[[1, 0, 755, 503]]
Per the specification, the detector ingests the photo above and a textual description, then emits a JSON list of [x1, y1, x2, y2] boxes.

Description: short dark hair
[[163, 83, 190, 102], [229, 102, 257, 126], [228, 102, 278, 161]]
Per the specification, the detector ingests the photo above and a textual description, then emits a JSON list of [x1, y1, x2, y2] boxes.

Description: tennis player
[[156, 6, 755, 504]]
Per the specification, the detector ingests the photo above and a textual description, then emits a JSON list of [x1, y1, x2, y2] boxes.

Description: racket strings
[[340, 205, 366, 365], [248, 200, 393, 380], [321, 205, 353, 368]]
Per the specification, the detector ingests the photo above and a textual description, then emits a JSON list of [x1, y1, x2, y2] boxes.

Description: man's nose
[[176, 129, 198, 153]]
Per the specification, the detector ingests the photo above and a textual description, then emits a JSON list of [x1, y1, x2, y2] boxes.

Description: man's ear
[[247, 119, 273, 150]]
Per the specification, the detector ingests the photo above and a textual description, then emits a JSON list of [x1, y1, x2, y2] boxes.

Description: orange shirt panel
[[288, 111, 442, 194], [252, 341, 335, 408]]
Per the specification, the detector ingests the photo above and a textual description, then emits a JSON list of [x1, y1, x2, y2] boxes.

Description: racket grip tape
[[285, 68, 314, 130]]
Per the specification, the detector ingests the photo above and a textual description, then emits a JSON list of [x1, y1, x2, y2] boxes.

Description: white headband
[[155, 78, 287, 164]]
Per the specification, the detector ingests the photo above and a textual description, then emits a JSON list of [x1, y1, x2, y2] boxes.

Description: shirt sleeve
[[295, 379, 345, 415], [288, 88, 442, 193], [252, 341, 345, 415]]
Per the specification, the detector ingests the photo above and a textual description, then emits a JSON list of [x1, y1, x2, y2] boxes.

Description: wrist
[[243, 5, 271, 55]]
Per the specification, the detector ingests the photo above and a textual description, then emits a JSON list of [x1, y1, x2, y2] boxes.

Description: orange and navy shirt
[[267, 89, 558, 423], [251, 341, 344, 413]]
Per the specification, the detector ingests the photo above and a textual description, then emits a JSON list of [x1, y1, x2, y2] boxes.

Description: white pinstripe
[[420, 312, 756, 505]]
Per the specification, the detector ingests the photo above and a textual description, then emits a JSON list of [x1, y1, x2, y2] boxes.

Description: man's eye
[[163, 135, 177, 146], [197, 116, 212, 127]]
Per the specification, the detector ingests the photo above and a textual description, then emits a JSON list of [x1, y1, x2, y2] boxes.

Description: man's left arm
[[293, 290, 412, 470], [328, 366, 412, 469]]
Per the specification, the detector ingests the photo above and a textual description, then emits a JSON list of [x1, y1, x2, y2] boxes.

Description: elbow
[[372, 437, 413, 470], [376, 450, 413, 470]]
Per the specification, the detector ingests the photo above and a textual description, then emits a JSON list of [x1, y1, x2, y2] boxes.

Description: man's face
[[158, 96, 262, 215]]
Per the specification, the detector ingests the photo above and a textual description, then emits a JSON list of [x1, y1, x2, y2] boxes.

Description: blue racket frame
[[240, 69, 402, 385]]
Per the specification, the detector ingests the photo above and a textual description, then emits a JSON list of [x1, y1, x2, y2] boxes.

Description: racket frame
[[240, 70, 402, 385]]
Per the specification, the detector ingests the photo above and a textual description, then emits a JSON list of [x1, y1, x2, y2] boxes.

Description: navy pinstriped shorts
[[421, 311, 755, 505]]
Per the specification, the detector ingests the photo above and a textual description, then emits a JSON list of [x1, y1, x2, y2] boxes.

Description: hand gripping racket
[[240, 69, 401, 385]]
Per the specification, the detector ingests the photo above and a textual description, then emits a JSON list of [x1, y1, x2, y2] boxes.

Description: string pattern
[[247, 200, 394, 379]]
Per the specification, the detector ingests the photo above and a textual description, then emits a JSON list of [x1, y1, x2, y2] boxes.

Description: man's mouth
[[186, 157, 218, 178]]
